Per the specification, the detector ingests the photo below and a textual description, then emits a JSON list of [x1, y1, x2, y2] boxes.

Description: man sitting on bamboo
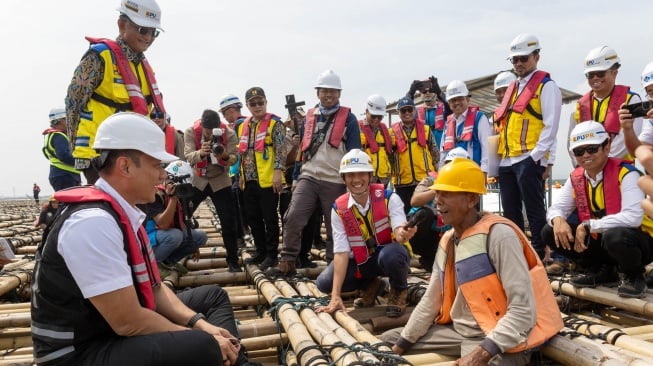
[[315, 149, 417, 318], [381, 158, 562, 365]]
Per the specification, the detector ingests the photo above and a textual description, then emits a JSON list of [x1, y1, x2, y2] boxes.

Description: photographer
[[407, 76, 451, 145], [140, 161, 208, 277], [184, 109, 242, 272]]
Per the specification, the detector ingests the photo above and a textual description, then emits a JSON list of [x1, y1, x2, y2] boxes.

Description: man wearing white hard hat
[[359, 94, 394, 185], [31, 113, 254, 365], [440, 80, 490, 174], [570, 46, 642, 161], [494, 33, 562, 260], [543, 121, 653, 299], [42, 106, 81, 191], [267, 69, 361, 277], [149, 108, 185, 160], [66, 0, 167, 185], [620, 61, 653, 154]]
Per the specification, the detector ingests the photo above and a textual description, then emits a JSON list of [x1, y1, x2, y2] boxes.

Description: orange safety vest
[[435, 214, 562, 353], [238, 113, 274, 153], [494, 71, 549, 123], [359, 120, 392, 155], [301, 107, 350, 154], [577, 85, 629, 135], [442, 106, 479, 151], [570, 158, 626, 222], [164, 125, 177, 155], [392, 120, 427, 152]]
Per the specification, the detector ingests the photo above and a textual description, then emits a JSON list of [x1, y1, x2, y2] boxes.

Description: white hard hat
[[48, 107, 66, 123], [366, 94, 386, 115], [315, 69, 342, 90], [339, 149, 374, 174], [569, 121, 609, 152], [493, 71, 517, 91], [165, 160, 192, 183], [508, 33, 540, 57], [445, 80, 469, 101], [93, 112, 177, 162], [642, 62, 653, 89], [584, 46, 620, 73], [218, 94, 243, 111], [117, 0, 163, 30], [444, 147, 470, 163]]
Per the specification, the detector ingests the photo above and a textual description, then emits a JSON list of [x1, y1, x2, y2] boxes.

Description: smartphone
[[418, 79, 432, 93], [625, 101, 653, 118]]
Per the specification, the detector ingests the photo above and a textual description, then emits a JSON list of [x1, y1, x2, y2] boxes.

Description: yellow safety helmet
[[429, 158, 487, 194]]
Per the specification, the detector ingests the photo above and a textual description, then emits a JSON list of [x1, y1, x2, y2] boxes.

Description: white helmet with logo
[[165, 160, 192, 183], [508, 33, 540, 57], [569, 121, 609, 151], [93, 112, 177, 162], [584, 46, 620, 73], [445, 80, 469, 101], [365, 94, 386, 115], [117, 0, 163, 30], [218, 94, 243, 111], [339, 149, 374, 174], [444, 147, 471, 163], [48, 107, 66, 123], [315, 69, 342, 90], [493, 71, 517, 91], [641, 62, 653, 89]]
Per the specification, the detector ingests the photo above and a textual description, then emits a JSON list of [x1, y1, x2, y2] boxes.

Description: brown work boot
[[545, 260, 569, 276], [264, 259, 297, 277], [386, 288, 408, 318], [353, 277, 383, 308]]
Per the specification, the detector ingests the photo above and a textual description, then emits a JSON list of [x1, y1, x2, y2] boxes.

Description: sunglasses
[[248, 100, 266, 107], [127, 19, 160, 38], [572, 142, 606, 157], [585, 70, 607, 79], [510, 55, 531, 64], [399, 108, 414, 114], [150, 112, 162, 119], [370, 114, 383, 120]]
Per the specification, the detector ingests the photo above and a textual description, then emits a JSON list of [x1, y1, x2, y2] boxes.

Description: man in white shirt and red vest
[[543, 121, 653, 298], [381, 158, 562, 365], [315, 149, 416, 318], [494, 33, 561, 260], [266, 70, 361, 277]]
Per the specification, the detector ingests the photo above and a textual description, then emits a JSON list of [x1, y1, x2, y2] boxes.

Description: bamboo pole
[[542, 332, 653, 366], [237, 319, 278, 339], [0, 303, 30, 311], [229, 294, 266, 307], [0, 335, 32, 350], [0, 358, 33, 366], [184, 258, 227, 270], [0, 262, 34, 297], [623, 324, 653, 335], [551, 280, 653, 318], [317, 312, 379, 364], [0, 313, 30, 328], [240, 333, 288, 351], [285, 349, 298, 366], [177, 272, 248, 287]]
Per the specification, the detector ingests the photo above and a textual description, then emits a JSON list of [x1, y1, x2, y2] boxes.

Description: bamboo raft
[[0, 199, 652, 365]]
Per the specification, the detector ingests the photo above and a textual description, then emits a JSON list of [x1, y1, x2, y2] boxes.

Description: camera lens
[[643, 101, 652, 110]]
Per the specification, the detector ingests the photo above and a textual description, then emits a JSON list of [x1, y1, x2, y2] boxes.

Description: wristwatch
[[187, 313, 206, 328]]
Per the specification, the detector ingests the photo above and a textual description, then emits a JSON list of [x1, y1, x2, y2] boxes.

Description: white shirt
[[439, 109, 491, 172], [332, 191, 406, 254], [637, 118, 653, 145], [546, 167, 644, 233], [500, 69, 562, 167], [57, 178, 147, 299]]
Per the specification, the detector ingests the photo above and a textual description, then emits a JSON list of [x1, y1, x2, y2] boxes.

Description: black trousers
[[71, 285, 248, 366], [244, 182, 279, 259], [191, 185, 239, 264]]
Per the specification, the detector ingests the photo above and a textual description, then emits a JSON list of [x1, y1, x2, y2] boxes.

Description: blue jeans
[[154, 228, 208, 264], [316, 242, 410, 293]]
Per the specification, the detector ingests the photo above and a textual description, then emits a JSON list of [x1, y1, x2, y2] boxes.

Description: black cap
[[200, 109, 220, 129], [245, 87, 266, 102]]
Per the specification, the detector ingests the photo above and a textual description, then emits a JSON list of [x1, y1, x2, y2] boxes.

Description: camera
[[626, 101, 653, 118], [167, 173, 194, 200], [365, 236, 378, 250], [415, 79, 432, 93], [211, 128, 225, 155]]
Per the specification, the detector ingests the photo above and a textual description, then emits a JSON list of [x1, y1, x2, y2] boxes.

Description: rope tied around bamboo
[[562, 315, 627, 343], [322, 341, 414, 366]]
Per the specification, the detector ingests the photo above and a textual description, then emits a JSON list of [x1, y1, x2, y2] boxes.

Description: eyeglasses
[[126, 18, 160, 38], [510, 55, 531, 64], [399, 108, 414, 114], [572, 142, 606, 157], [370, 114, 383, 120], [585, 70, 607, 79], [248, 100, 266, 107], [150, 112, 163, 119]]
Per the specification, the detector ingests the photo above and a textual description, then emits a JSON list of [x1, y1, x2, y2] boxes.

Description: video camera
[[166, 172, 194, 200], [211, 128, 225, 155]]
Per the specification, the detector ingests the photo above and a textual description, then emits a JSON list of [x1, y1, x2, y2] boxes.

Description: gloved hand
[[430, 76, 443, 99], [408, 80, 421, 99]]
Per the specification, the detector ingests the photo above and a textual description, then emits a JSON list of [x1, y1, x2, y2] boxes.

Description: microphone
[[406, 208, 429, 228]]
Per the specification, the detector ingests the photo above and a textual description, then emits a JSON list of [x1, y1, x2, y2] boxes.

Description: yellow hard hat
[[429, 158, 487, 194]]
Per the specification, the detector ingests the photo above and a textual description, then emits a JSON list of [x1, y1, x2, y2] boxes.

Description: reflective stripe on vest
[[335, 183, 392, 265], [442, 106, 479, 151], [577, 85, 630, 134], [237, 115, 279, 188], [301, 107, 350, 152], [238, 114, 273, 154], [43, 130, 80, 174], [435, 215, 563, 353], [494, 71, 549, 122]]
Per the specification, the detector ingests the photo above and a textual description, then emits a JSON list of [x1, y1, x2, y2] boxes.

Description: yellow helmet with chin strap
[[429, 158, 486, 194]]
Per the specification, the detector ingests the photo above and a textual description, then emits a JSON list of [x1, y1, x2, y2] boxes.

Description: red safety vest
[[54, 186, 159, 310], [392, 120, 427, 153], [192, 120, 228, 176], [85, 37, 165, 116], [238, 113, 273, 153], [335, 184, 393, 266], [164, 125, 176, 155], [494, 71, 549, 122], [154, 185, 185, 230], [577, 85, 629, 135], [301, 107, 350, 153], [359, 120, 392, 155], [417, 103, 445, 131], [570, 157, 626, 222], [442, 106, 479, 151]]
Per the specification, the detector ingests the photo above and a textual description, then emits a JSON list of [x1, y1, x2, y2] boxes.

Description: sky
[[0, 0, 650, 198]]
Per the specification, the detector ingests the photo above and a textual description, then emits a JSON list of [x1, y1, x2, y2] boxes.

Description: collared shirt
[[57, 178, 145, 299], [241, 117, 286, 182], [331, 192, 406, 254], [439, 109, 491, 172], [65, 37, 144, 142], [638, 118, 653, 145], [546, 168, 644, 232], [500, 69, 562, 167]]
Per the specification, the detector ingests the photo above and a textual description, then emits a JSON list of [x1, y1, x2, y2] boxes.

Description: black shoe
[[244, 253, 266, 265], [571, 265, 618, 288], [618, 274, 648, 298], [228, 262, 243, 272], [258, 257, 278, 271], [297, 256, 317, 269]]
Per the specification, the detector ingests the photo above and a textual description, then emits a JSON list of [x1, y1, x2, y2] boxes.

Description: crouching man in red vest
[[315, 149, 417, 318], [382, 158, 562, 365]]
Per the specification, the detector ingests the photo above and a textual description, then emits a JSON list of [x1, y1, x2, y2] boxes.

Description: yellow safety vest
[[237, 117, 279, 188], [43, 131, 80, 174], [391, 124, 434, 185], [497, 83, 545, 158]]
